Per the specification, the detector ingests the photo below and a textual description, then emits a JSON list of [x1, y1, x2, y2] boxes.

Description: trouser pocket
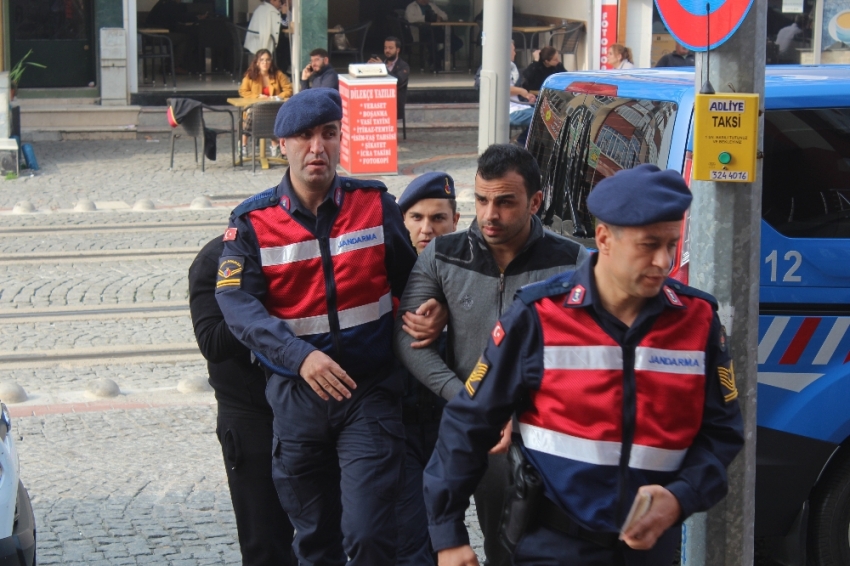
[[271, 436, 303, 518]]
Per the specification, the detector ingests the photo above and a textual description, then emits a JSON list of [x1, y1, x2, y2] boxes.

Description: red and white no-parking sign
[[654, 0, 754, 51]]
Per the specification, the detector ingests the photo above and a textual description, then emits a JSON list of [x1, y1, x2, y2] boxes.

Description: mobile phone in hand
[[620, 492, 652, 537]]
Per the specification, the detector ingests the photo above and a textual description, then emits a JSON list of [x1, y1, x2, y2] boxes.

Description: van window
[[762, 109, 850, 238], [527, 89, 678, 238]]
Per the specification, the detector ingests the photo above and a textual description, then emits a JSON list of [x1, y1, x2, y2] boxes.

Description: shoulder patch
[[517, 270, 577, 305], [492, 322, 506, 346], [718, 360, 738, 403], [231, 187, 280, 217], [339, 177, 388, 192], [223, 227, 238, 242], [215, 256, 244, 293], [465, 357, 490, 398], [666, 279, 719, 308]]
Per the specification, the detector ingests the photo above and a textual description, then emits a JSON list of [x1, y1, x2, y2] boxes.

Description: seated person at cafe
[[145, 0, 207, 73], [239, 49, 293, 157], [521, 46, 566, 91], [368, 36, 410, 124], [405, 0, 463, 71], [368, 36, 410, 90], [474, 41, 536, 145], [301, 48, 339, 90]]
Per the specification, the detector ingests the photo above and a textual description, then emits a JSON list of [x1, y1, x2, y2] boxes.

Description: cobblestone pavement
[[2, 129, 488, 565]]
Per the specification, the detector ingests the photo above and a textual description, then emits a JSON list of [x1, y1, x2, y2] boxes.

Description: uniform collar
[[562, 253, 686, 311], [275, 171, 343, 217]]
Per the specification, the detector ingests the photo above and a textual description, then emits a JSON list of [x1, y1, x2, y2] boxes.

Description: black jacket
[[655, 52, 695, 67], [189, 236, 272, 414], [521, 60, 567, 91]]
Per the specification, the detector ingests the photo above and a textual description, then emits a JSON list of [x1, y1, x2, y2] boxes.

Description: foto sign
[[692, 93, 759, 182], [654, 0, 754, 51]]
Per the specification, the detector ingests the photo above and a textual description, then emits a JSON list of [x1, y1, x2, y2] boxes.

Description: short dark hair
[[310, 48, 329, 58], [539, 46, 558, 63], [385, 36, 402, 49], [476, 144, 541, 198]]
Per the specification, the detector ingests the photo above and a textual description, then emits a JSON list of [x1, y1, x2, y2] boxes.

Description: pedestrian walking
[[216, 87, 418, 565], [395, 172, 460, 565], [188, 236, 295, 566], [422, 164, 744, 566], [394, 144, 588, 566]]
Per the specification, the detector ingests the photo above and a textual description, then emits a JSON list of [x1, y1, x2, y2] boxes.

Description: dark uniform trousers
[[514, 523, 681, 566], [216, 406, 295, 566], [474, 454, 511, 566], [269, 373, 405, 566], [397, 419, 440, 566]]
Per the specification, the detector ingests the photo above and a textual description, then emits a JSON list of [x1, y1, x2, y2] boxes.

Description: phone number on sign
[[710, 170, 749, 181]]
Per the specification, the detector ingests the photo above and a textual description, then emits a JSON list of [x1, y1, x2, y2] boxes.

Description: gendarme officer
[[216, 87, 417, 565], [423, 164, 745, 566]]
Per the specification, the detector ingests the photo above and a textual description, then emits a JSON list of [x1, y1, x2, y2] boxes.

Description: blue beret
[[398, 172, 456, 212], [586, 164, 692, 226], [274, 88, 342, 139]]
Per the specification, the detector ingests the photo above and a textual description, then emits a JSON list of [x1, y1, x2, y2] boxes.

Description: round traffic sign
[[654, 0, 754, 52]]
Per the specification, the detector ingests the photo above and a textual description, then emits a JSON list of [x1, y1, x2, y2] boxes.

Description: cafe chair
[[138, 32, 177, 89], [329, 21, 372, 66], [243, 100, 285, 174], [167, 98, 237, 173], [398, 83, 408, 140]]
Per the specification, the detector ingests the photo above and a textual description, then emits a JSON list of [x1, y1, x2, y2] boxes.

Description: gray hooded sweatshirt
[[394, 215, 588, 400]]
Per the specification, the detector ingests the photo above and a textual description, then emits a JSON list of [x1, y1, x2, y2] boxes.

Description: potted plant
[[8, 50, 46, 100]]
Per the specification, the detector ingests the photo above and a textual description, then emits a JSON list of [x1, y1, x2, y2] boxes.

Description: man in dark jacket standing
[[655, 42, 695, 67], [394, 144, 588, 566], [188, 236, 294, 565]]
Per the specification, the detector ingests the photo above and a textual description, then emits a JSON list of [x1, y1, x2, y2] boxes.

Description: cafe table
[[512, 24, 557, 66], [226, 97, 289, 170], [430, 21, 478, 73]]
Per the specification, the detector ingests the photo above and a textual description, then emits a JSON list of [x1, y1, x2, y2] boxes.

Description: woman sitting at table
[[239, 49, 292, 156]]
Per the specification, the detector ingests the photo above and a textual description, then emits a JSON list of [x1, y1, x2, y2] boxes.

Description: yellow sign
[[692, 93, 760, 183]]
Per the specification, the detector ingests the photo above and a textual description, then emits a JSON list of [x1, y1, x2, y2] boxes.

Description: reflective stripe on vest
[[248, 189, 390, 337], [281, 291, 393, 337], [260, 225, 385, 267]]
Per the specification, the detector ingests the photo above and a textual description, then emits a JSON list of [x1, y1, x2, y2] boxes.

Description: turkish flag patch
[[223, 228, 238, 242], [492, 322, 505, 347]]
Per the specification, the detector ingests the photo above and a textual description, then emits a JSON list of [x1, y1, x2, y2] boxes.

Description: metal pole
[[684, 0, 766, 564], [813, 0, 824, 65], [477, 0, 511, 153], [291, 0, 302, 92]]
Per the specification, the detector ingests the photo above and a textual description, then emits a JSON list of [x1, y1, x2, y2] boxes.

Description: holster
[[499, 442, 543, 553]]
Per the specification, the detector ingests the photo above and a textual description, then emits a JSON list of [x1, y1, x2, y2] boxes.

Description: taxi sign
[[692, 93, 759, 182], [655, 0, 754, 51]]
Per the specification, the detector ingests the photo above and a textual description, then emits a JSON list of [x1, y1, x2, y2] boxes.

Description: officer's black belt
[[539, 497, 621, 549]]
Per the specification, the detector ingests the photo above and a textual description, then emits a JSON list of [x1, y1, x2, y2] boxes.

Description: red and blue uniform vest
[[519, 289, 714, 532], [248, 188, 394, 378]]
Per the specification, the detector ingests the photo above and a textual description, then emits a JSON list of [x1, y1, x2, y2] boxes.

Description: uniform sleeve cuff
[[285, 341, 318, 376], [665, 479, 698, 523], [428, 519, 469, 552], [440, 378, 465, 401]]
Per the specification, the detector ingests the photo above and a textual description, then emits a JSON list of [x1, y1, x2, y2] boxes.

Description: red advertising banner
[[339, 75, 399, 175], [600, 0, 619, 69]]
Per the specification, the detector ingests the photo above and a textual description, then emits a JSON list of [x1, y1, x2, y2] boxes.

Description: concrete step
[[20, 103, 142, 141], [137, 102, 478, 135], [20, 101, 479, 141]]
